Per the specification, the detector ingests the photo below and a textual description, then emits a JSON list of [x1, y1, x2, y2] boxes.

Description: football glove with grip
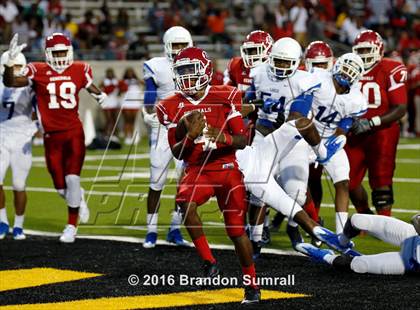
[[352, 117, 381, 135], [143, 109, 160, 128], [92, 92, 107, 105], [7, 34, 27, 67], [262, 97, 281, 114]]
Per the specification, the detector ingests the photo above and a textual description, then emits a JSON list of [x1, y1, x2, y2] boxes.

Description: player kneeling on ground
[[297, 213, 420, 275], [157, 47, 260, 304], [0, 51, 36, 240], [3, 33, 107, 243]]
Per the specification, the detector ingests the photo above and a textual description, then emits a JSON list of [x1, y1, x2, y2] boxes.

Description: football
[[176, 111, 202, 141]]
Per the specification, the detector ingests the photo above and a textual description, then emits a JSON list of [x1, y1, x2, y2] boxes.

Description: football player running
[[142, 26, 193, 248], [0, 51, 36, 240], [346, 30, 408, 216], [3, 33, 107, 243], [297, 213, 420, 275], [157, 47, 261, 304], [224, 30, 274, 245]]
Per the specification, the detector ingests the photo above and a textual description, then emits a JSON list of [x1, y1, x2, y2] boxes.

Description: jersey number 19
[[47, 82, 77, 109]]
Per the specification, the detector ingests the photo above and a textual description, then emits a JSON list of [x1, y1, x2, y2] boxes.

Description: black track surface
[[0, 236, 419, 309]]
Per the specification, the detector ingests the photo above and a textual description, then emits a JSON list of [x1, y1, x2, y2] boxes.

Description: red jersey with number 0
[[157, 85, 245, 170], [224, 57, 252, 91], [358, 58, 407, 121], [24, 62, 93, 133]]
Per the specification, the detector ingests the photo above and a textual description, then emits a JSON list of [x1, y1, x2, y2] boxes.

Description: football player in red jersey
[[346, 30, 408, 216], [4, 33, 107, 243], [157, 47, 260, 304], [224, 30, 273, 92]]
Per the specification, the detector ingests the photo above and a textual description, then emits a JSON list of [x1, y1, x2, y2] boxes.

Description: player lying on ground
[[0, 51, 36, 240], [297, 213, 420, 275], [157, 46, 262, 304], [3, 33, 107, 243], [142, 26, 193, 248]]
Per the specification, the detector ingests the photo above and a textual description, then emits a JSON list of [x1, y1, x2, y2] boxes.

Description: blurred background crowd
[[0, 0, 419, 139]]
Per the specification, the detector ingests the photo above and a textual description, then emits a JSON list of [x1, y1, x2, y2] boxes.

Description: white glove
[[7, 34, 27, 67], [92, 92, 107, 105], [142, 107, 160, 128]]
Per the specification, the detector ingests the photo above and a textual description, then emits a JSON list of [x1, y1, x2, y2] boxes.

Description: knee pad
[[12, 181, 25, 192], [350, 256, 369, 274], [371, 188, 394, 210], [65, 174, 81, 208]]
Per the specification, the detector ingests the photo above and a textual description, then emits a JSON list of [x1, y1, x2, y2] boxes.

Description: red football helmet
[[352, 30, 384, 70], [45, 33, 73, 72], [240, 30, 273, 68], [304, 41, 334, 71], [173, 47, 213, 95]]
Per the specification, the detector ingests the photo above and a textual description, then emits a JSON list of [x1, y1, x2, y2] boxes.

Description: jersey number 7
[[2, 101, 14, 119], [47, 82, 77, 109]]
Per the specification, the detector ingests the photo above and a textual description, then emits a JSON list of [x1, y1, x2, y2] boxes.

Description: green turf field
[[2, 137, 419, 255]]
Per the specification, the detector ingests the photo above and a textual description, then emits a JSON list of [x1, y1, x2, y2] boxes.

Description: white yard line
[[22, 229, 300, 256], [397, 144, 420, 150], [3, 186, 418, 214]]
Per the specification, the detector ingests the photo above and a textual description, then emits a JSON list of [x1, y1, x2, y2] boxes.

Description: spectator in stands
[[148, 0, 165, 38], [48, 0, 62, 18], [290, 0, 309, 46], [12, 13, 30, 44], [252, 3, 266, 30], [0, 0, 19, 41], [116, 8, 129, 31], [127, 35, 149, 60], [43, 14, 60, 39], [99, 68, 122, 138], [207, 8, 230, 51], [339, 14, 365, 45], [77, 10, 98, 49], [64, 13, 78, 38], [97, 11, 114, 48], [275, 2, 288, 30]]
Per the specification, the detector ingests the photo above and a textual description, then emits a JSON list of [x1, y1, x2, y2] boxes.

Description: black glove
[[352, 118, 373, 135]]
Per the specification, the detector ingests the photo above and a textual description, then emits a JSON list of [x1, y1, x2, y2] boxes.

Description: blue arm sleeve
[[144, 78, 158, 106], [244, 83, 256, 102], [289, 93, 314, 117], [337, 117, 354, 133]]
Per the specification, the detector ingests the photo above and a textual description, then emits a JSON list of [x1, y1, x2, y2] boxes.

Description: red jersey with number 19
[[24, 62, 93, 133], [358, 58, 407, 123]]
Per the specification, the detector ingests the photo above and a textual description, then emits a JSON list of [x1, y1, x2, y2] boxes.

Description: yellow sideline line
[[0, 268, 102, 292], [0, 288, 308, 309]]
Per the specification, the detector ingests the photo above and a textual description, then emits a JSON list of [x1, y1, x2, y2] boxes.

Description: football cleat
[[166, 229, 188, 246], [242, 286, 261, 304], [295, 243, 335, 263], [260, 226, 271, 245], [0, 222, 9, 239], [287, 224, 304, 249], [78, 188, 90, 224], [13, 227, 26, 240], [143, 232, 157, 248], [59, 224, 77, 243], [317, 135, 346, 164], [203, 260, 220, 278], [313, 226, 361, 256], [311, 217, 324, 247]]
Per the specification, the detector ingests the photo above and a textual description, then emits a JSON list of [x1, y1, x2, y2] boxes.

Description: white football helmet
[[0, 51, 26, 75], [268, 37, 302, 79], [163, 26, 193, 60], [332, 53, 364, 93]]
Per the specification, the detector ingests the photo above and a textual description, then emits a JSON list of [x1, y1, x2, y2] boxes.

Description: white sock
[[323, 253, 339, 265], [170, 210, 183, 232], [288, 219, 298, 227], [312, 142, 327, 160], [336, 212, 348, 234], [0, 208, 8, 224], [251, 224, 264, 242], [14, 215, 24, 228], [146, 213, 158, 233], [264, 210, 270, 227]]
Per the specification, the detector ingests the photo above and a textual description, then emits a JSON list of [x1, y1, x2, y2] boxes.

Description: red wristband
[[224, 133, 233, 146]]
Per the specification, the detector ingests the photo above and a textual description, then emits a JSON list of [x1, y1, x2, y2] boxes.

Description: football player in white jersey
[[142, 26, 193, 248], [308, 53, 367, 234], [297, 213, 420, 275], [245, 37, 324, 249], [0, 51, 37, 240]]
